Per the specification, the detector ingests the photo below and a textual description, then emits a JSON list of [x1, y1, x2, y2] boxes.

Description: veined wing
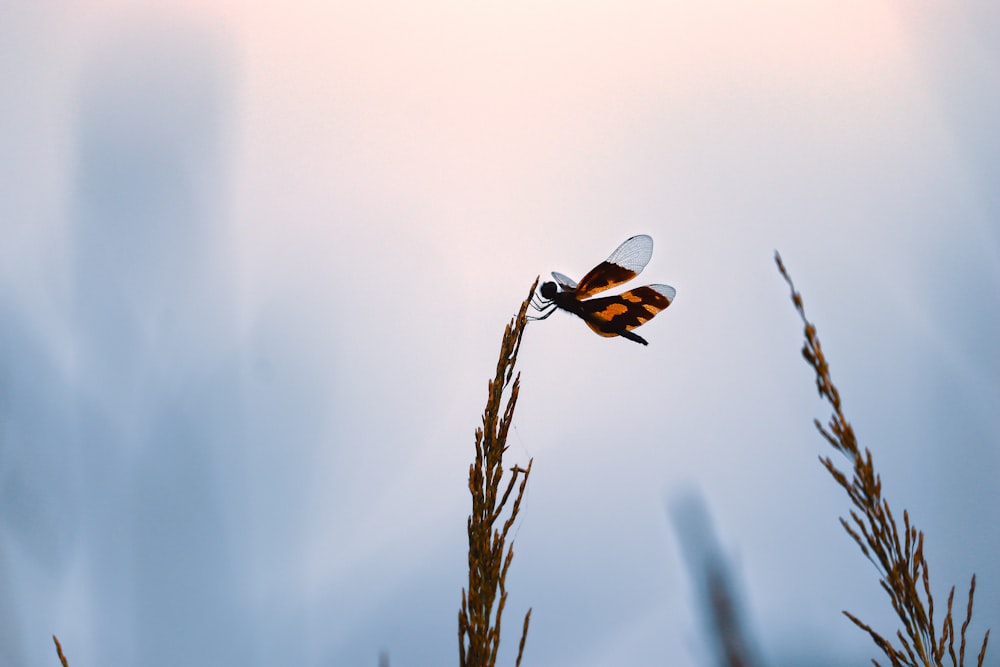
[[575, 234, 654, 299], [580, 284, 676, 332], [550, 271, 578, 290]]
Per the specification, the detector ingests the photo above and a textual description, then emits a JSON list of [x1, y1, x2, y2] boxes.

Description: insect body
[[531, 234, 675, 345]]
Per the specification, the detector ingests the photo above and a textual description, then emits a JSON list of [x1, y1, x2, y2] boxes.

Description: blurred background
[[1, 1, 998, 665]]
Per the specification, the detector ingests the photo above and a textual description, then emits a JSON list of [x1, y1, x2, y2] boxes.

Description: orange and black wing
[[574, 234, 654, 299], [579, 284, 676, 337]]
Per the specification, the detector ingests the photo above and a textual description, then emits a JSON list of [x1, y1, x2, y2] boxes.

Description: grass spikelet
[[458, 279, 537, 667], [775, 252, 989, 667], [52, 635, 70, 667]]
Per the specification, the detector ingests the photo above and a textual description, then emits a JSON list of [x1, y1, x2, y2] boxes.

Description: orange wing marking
[[574, 234, 654, 299]]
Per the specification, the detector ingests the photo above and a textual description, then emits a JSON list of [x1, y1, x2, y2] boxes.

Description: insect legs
[[528, 293, 558, 321]]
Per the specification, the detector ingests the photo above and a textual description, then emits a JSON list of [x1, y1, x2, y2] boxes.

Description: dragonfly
[[531, 234, 676, 345]]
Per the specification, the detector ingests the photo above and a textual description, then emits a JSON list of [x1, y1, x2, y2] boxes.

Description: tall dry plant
[[458, 280, 537, 667], [775, 252, 990, 667]]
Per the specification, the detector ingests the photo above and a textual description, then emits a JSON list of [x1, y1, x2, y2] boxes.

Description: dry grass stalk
[[458, 279, 537, 667], [52, 635, 70, 667], [775, 252, 990, 667]]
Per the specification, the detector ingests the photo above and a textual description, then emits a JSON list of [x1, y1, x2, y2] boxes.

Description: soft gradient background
[[2, 2, 998, 666]]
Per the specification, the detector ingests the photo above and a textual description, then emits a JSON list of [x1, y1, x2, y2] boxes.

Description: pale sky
[[2, 2, 998, 666]]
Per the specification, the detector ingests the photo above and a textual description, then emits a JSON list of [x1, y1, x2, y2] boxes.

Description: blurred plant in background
[[672, 492, 765, 667]]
